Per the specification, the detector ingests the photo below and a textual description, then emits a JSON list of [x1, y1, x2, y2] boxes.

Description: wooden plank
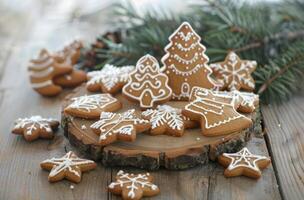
[[109, 136, 281, 200], [0, 1, 113, 200], [208, 137, 281, 200], [262, 93, 304, 200]]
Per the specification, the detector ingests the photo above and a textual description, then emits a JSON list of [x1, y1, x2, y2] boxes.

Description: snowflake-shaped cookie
[[12, 116, 59, 141], [142, 105, 197, 137], [64, 94, 121, 119], [218, 147, 271, 179], [210, 51, 257, 91], [40, 151, 96, 183], [87, 64, 134, 94], [90, 109, 150, 146], [108, 170, 160, 200]]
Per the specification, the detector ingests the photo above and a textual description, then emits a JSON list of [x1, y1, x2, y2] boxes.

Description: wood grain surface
[[1, 0, 302, 199]]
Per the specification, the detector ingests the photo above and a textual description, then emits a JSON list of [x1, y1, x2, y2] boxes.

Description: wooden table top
[[0, 1, 303, 200]]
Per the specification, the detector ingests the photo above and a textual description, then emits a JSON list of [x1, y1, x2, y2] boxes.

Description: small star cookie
[[40, 151, 96, 183], [108, 170, 160, 200], [218, 147, 271, 179], [87, 64, 134, 94], [12, 116, 59, 142], [64, 94, 122, 119], [210, 51, 257, 91], [142, 105, 197, 137], [90, 109, 150, 146]]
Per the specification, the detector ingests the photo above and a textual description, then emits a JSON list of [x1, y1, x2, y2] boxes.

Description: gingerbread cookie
[[142, 105, 197, 137], [28, 49, 73, 96], [210, 51, 257, 91], [123, 54, 172, 109], [161, 22, 217, 100], [200, 89, 259, 113], [40, 151, 96, 183], [90, 109, 150, 146], [182, 88, 252, 136], [218, 147, 271, 179], [87, 64, 134, 94], [233, 91, 259, 113], [53, 40, 83, 65], [12, 116, 59, 141], [53, 69, 87, 88], [64, 94, 121, 119], [108, 170, 160, 200]]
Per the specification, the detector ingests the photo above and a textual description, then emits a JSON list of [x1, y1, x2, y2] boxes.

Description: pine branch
[[234, 29, 304, 52]]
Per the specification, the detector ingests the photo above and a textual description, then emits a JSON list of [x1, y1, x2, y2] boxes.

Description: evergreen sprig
[[84, 0, 304, 104]]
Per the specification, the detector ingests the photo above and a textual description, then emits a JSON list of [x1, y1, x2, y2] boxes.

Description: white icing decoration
[[29, 67, 54, 78], [81, 125, 86, 130], [31, 80, 53, 89], [223, 147, 269, 171], [41, 151, 95, 178], [67, 94, 118, 112], [28, 57, 54, 70], [90, 109, 148, 142], [109, 170, 158, 199], [87, 64, 134, 91], [142, 105, 188, 131], [210, 52, 256, 90], [122, 54, 172, 108], [14, 115, 55, 136]]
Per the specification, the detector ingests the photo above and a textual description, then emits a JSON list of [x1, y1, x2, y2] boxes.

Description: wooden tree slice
[[62, 84, 262, 170]]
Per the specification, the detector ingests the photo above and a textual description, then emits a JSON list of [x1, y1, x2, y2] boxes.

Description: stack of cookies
[[28, 40, 87, 96]]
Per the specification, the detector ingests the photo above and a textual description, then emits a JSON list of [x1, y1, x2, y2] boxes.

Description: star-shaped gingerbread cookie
[[108, 170, 160, 200], [218, 147, 271, 179], [40, 151, 96, 183], [142, 105, 197, 137], [64, 94, 122, 119], [90, 109, 150, 146], [12, 116, 59, 141], [210, 51, 257, 91]]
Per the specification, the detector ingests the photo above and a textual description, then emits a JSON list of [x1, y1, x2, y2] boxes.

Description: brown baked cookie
[[196, 89, 259, 113], [123, 54, 172, 109], [53, 69, 87, 88], [182, 88, 252, 136], [233, 91, 259, 113], [28, 49, 73, 96], [108, 170, 160, 200], [90, 109, 150, 146], [218, 147, 271, 179], [64, 94, 122, 119], [87, 64, 134, 94], [142, 105, 197, 137], [40, 151, 96, 183], [161, 22, 217, 100], [210, 51, 257, 91], [53, 40, 83, 65], [12, 116, 59, 141]]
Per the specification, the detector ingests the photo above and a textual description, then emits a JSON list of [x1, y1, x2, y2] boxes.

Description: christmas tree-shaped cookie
[[161, 22, 217, 100], [123, 54, 172, 109]]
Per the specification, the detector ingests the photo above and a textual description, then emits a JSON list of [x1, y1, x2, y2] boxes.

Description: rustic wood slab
[[262, 93, 304, 200], [62, 85, 262, 170]]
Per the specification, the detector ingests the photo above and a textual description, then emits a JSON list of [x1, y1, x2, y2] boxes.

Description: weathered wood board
[[262, 92, 304, 200]]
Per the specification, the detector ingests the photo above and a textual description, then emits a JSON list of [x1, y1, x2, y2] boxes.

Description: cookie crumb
[[196, 137, 201, 141], [81, 125, 86, 130]]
